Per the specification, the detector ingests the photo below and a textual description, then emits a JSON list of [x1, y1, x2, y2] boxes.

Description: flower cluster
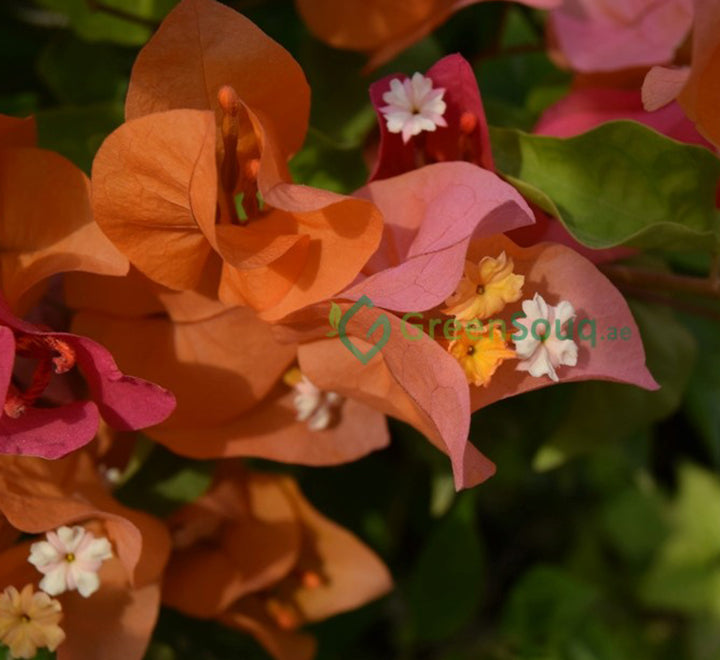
[[4, 0, 718, 656]]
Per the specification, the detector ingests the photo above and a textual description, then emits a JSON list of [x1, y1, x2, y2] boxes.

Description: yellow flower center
[[448, 326, 515, 387], [443, 252, 524, 321]]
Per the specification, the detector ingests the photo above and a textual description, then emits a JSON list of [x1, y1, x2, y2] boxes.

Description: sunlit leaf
[[491, 121, 720, 250]]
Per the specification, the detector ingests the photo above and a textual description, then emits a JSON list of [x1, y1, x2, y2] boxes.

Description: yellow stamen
[[448, 326, 515, 387], [282, 366, 303, 388], [443, 252, 524, 321]]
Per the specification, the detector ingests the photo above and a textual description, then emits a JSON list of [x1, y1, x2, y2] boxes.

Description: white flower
[[514, 293, 578, 382], [380, 73, 447, 144], [293, 376, 343, 431], [28, 526, 113, 598]]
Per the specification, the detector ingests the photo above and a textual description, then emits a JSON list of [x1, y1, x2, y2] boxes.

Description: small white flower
[[293, 376, 343, 431], [514, 293, 578, 382], [28, 526, 113, 598], [380, 72, 447, 144]]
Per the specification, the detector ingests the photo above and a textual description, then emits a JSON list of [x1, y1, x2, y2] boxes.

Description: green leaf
[[35, 0, 173, 46], [36, 103, 124, 173], [601, 486, 669, 565], [478, 51, 570, 131], [534, 301, 696, 470], [641, 464, 720, 617], [0, 645, 55, 659], [298, 38, 375, 149], [682, 314, 720, 464], [403, 493, 484, 643], [490, 121, 720, 250], [115, 445, 214, 516], [502, 566, 605, 658], [290, 129, 368, 194], [37, 35, 131, 105]]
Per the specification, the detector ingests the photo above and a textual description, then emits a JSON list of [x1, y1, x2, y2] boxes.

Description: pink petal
[[66, 336, 176, 431], [0, 326, 14, 404], [642, 65, 691, 111], [467, 237, 659, 413], [534, 87, 711, 148], [341, 162, 533, 311], [0, 402, 101, 458], [293, 305, 495, 490], [550, 0, 693, 72]]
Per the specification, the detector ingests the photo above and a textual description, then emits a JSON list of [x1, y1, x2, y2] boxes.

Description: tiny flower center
[[284, 368, 344, 431], [65, 553, 75, 563]]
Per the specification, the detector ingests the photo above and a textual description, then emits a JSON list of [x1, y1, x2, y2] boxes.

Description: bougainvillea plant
[[1, 0, 719, 658]]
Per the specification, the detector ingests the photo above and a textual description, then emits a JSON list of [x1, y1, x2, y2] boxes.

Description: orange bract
[[296, 0, 561, 69], [0, 452, 170, 660], [0, 115, 128, 314], [163, 465, 392, 660], [66, 270, 389, 465], [92, 0, 383, 321]]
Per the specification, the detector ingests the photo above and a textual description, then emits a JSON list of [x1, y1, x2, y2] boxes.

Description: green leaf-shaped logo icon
[[326, 301, 342, 337]]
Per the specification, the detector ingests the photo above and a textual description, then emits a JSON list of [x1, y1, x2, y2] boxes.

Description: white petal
[[517, 345, 559, 381], [81, 537, 113, 563], [39, 566, 70, 596], [73, 569, 101, 598], [56, 526, 83, 552], [28, 541, 61, 569], [308, 406, 331, 432], [554, 300, 576, 327]]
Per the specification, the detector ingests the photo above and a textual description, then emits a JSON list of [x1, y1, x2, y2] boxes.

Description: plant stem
[[600, 263, 720, 299]]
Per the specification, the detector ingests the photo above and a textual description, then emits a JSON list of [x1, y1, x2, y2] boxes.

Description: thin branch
[[600, 263, 720, 300], [611, 285, 720, 323], [84, 0, 158, 28]]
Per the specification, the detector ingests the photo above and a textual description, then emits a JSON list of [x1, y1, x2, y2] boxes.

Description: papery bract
[[368, 55, 632, 265], [276, 169, 657, 489], [92, 0, 383, 321], [344, 161, 534, 311], [0, 114, 128, 314], [66, 270, 389, 466], [0, 451, 171, 660], [643, 0, 720, 146], [0, 294, 175, 459], [163, 464, 392, 660], [370, 54, 494, 182], [549, 0, 693, 72], [296, 0, 561, 70], [535, 87, 712, 148]]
